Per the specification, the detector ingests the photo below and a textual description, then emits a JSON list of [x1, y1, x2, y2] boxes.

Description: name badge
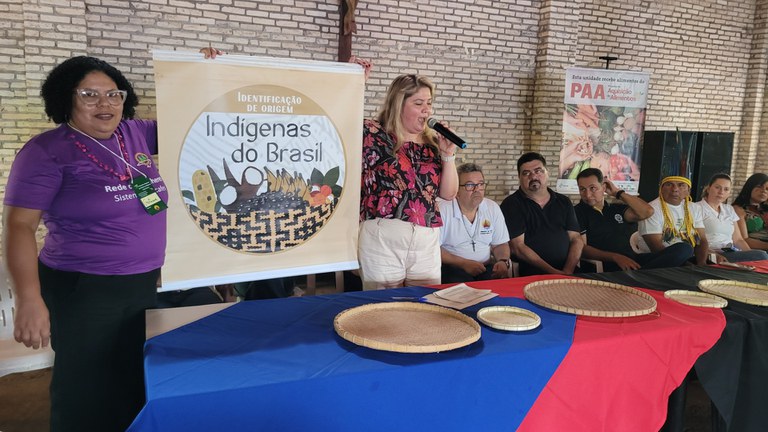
[[131, 176, 167, 215]]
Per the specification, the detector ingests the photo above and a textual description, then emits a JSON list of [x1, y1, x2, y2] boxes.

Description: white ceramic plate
[[664, 290, 727, 308], [476, 306, 541, 331]]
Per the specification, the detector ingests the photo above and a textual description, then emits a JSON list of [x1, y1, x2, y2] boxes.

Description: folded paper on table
[[424, 283, 498, 309]]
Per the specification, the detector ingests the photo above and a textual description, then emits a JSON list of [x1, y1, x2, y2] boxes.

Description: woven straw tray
[[333, 302, 481, 353], [664, 290, 728, 308], [698, 279, 768, 306], [524, 279, 657, 317], [476, 306, 541, 331]]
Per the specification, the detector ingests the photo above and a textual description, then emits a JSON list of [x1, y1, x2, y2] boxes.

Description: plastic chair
[[630, 231, 651, 254], [580, 259, 604, 273], [0, 268, 54, 377]]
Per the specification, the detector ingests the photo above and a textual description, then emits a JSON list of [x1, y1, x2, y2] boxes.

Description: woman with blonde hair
[[359, 74, 459, 290]]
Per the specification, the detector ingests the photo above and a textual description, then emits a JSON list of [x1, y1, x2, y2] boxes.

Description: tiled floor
[[0, 368, 50, 432]]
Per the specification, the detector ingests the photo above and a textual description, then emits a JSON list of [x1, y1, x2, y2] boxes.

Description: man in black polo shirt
[[574, 168, 693, 271], [500, 152, 583, 276]]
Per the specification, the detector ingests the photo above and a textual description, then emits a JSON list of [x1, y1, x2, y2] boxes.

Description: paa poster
[[557, 67, 650, 194], [153, 50, 364, 290]]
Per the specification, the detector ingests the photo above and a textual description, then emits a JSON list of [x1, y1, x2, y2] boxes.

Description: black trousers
[[39, 261, 158, 432], [234, 277, 295, 300], [441, 263, 495, 284], [599, 243, 694, 272]]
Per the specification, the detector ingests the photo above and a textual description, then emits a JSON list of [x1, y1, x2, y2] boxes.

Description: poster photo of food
[[557, 67, 650, 195]]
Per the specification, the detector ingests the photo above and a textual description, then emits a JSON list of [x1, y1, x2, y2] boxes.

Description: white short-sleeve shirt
[[694, 200, 740, 250], [639, 198, 705, 247], [438, 197, 510, 263]]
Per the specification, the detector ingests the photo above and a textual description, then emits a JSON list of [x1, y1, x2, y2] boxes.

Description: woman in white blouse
[[696, 174, 768, 262]]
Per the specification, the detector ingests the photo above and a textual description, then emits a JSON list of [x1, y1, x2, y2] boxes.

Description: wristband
[[615, 190, 626, 200], [441, 154, 456, 162]]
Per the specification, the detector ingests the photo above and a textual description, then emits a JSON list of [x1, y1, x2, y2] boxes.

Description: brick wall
[[1, 0, 767, 248], [736, 0, 768, 182]]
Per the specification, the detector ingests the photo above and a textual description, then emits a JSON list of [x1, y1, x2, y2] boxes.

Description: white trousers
[[358, 218, 441, 290]]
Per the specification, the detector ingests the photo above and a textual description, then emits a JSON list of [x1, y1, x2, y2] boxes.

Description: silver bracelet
[[441, 154, 456, 162]]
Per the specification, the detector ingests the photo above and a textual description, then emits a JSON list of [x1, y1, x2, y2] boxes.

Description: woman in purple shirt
[[2, 56, 167, 431]]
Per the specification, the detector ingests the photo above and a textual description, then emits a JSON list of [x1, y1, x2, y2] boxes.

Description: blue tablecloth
[[129, 287, 576, 431]]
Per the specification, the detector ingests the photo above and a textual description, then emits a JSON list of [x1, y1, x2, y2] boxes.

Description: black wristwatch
[[615, 190, 626, 200]]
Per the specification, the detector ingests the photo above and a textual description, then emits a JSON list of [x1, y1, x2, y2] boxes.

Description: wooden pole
[[338, 0, 352, 62]]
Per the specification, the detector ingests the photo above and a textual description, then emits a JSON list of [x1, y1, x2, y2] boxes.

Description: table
[[129, 275, 723, 431], [583, 263, 768, 432]]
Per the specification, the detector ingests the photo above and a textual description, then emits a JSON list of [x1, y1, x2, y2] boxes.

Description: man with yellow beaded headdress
[[638, 176, 710, 265]]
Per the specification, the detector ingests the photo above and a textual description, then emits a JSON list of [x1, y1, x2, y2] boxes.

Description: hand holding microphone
[[427, 118, 468, 149]]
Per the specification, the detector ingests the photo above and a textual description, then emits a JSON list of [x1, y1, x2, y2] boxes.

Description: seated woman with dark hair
[[732, 173, 768, 251]]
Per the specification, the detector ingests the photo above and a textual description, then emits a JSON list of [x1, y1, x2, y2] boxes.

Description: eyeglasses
[[74, 88, 127, 107], [520, 167, 546, 178], [461, 181, 488, 191]]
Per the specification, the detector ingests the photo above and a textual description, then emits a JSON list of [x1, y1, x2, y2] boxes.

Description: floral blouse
[[360, 119, 443, 227]]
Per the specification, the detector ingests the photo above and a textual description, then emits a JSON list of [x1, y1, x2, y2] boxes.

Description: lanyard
[[68, 123, 146, 181]]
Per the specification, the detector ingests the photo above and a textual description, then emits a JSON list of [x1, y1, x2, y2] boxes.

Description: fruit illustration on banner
[[178, 85, 346, 253]]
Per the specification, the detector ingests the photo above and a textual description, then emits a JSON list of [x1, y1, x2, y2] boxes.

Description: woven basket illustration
[[188, 201, 336, 253]]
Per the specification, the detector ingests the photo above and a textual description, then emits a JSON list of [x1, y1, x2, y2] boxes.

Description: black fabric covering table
[[583, 265, 768, 432]]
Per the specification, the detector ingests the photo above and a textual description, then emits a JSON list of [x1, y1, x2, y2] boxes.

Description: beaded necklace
[[69, 124, 133, 182]]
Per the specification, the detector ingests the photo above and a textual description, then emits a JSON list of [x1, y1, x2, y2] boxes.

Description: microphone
[[427, 118, 468, 149]]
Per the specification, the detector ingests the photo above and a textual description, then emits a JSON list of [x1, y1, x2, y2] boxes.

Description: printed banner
[[557, 67, 650, 194], [153, 50, 364, 290]]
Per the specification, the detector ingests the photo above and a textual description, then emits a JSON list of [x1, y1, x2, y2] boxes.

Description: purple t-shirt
[[4, 120, 168, 275]]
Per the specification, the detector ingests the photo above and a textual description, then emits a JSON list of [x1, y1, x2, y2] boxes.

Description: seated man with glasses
[[438, 163, 511, 283], [575, 168, 693, 271], [500, 152, 583, 276]]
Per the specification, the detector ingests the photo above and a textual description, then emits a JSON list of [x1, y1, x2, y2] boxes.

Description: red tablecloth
[[459, 275, 726, 432]]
